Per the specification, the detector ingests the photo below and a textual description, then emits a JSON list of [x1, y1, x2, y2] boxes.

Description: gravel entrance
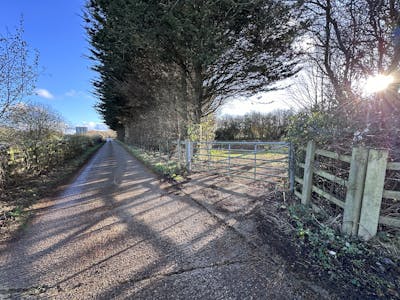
[[0, 140, 329, 299]]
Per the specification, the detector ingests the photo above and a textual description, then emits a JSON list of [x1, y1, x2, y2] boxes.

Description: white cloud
[[219, 91, 292, 116], [65, 89, 77, 97], [65, 89, 94, 100], [79, 121, 109, 131], [35, 88, 54, 99]]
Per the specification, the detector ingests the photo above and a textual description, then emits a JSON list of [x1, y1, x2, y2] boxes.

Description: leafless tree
[[288, 0, 400, 148], [286, 64, 336, 110], [5, 103, 65, 142], [304, 0, 400, 105], [0, 21, 38, 120]]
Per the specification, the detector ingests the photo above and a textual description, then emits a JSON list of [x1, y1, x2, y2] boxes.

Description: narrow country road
[[0, 140, 322, 299]]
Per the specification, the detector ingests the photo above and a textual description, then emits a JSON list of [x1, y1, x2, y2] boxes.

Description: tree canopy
[[85, 0, 306, 144]]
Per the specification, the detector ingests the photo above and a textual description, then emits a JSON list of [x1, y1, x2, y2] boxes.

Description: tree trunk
[[116, 127, 125, 142], [192, 66, 204, 125]]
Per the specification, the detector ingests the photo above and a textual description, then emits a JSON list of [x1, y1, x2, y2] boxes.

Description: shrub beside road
[[0, 136, 104, 241]]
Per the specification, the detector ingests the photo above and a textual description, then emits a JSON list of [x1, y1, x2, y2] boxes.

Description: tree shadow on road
[[0, 141, 326, 299]]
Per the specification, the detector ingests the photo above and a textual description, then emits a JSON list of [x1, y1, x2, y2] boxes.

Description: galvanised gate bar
[[185, 141, 294, 190]]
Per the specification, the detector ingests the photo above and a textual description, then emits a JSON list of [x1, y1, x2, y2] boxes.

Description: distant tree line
[[215, 110, 294, 141]]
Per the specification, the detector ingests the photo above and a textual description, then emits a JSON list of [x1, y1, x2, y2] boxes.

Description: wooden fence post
[[342, 147, 369, 235], [9, 148, 15, 161], [301, 141, 316, 206], [288, 143, 295, 192], [358, 149, 388, 240]]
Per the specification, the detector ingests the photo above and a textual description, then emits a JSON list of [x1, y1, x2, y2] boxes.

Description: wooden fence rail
[[295, 141, 400, 240]]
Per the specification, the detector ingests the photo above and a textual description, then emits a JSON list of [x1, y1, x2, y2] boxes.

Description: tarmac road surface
[[0, 140, 325, 299]]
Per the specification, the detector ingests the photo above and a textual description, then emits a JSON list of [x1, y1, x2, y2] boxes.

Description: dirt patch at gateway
[[175, 173, 276, 247], [176, 171, 378, 299]]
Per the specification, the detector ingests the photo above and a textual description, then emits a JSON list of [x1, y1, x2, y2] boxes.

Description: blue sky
[[0, 1, 292, 128], [0, 0, 107, 130]]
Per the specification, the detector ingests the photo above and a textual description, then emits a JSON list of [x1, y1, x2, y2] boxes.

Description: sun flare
[[363, 74, 394, 95]]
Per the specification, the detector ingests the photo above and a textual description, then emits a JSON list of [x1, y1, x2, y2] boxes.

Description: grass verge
[[117, 141, 185, 182], [0, 142, 105, 241]]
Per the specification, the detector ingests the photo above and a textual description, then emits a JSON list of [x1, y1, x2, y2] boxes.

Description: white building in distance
[[76, 127, 88, 135]]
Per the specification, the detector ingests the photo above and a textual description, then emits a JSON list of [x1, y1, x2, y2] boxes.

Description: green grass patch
[[8, 206, 23, 218], [206, 149, 287, 168], [118, 141, 185, 182]]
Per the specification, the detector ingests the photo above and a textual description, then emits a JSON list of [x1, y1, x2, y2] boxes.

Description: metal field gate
[[186, 141, 294, 190]]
